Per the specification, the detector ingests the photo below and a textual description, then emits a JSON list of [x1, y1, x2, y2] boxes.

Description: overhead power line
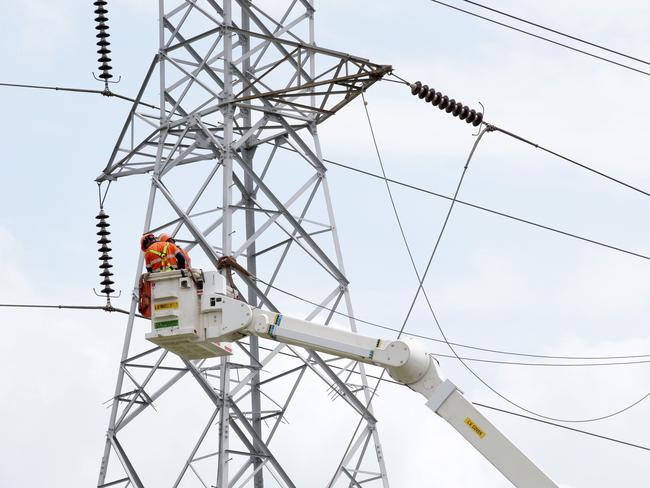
[[0, 303, 142, 318], [475, 402, 650, 453], [490, 125, 650, 199], [7, 292, 649, 365], [327, 154, 650, 262], [432, 352, 650, 368], [428, 0, 650, 77], [255, 278, 650, 362], [461, 0, 650, 67], [0, 82, 157, 109], [276, 143, 650, 263]]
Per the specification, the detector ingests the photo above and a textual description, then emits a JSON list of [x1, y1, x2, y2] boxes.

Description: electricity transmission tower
[[96, 1, 392, 487]]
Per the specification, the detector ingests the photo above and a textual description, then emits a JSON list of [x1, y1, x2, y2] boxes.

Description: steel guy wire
[[324, 155, 650, 262], [461, 0, 650, 67], [428, 0, 650, 77]]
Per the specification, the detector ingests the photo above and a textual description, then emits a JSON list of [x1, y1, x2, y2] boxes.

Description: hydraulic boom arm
[[144, 270, 559, 487]]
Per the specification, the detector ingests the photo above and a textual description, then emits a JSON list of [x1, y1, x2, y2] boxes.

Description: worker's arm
[[174, 245, 186, 270]]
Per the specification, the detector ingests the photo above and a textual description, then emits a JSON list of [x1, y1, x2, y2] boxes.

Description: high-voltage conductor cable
[[428, 0, 650, 77], [0, 82, 156, 108], [274, 141, 650, 263], [424, 352, 650, 367], [365, 86, 650, 422], [0, 303, 134, 315], [491, 125, 650, 198], [406, 79, 650, 199], [461, 0, 650, 67]]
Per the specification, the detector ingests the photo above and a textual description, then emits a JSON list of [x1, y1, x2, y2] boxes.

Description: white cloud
[[438, 252, 526, 312], [0, 227, 30, 301], [559, 251, 650, 317], [112, 0, 156, 15], [9, 1, 76, 55]]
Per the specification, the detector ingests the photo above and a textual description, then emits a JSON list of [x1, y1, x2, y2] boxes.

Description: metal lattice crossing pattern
[[97, 1, 391, 487]]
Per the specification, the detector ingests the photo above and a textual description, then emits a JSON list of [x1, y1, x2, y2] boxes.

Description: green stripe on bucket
[[155, 319, 179, 329]]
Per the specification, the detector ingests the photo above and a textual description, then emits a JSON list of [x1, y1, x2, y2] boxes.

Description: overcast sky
[[2, 1, 650, 487]]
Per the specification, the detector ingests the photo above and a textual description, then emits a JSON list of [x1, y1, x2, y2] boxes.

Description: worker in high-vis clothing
[[139, 233, 185, 318], [159, 233, 191, 269], [140, 233, 186, 273]]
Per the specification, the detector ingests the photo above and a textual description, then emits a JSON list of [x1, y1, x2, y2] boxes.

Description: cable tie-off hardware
[[410, 81, 483, 127]]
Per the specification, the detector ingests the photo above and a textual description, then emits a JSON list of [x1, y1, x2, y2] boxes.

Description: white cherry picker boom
[[143, 269, 559, 488]]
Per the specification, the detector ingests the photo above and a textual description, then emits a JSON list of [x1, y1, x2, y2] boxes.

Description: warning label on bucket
[[154, 301, 179, 311]]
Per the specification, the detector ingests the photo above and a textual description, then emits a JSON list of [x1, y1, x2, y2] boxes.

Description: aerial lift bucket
[[143, 269, 233, 360]]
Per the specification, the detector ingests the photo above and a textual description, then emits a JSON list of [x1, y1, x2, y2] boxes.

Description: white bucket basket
[[144, 269, 233, 360]]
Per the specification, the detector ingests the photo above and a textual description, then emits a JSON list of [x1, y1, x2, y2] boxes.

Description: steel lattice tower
[[96, 2, 391, 486]]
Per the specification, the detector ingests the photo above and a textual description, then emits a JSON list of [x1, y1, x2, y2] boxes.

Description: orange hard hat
[[140, 233, 156, 251], [159, 233, 172, 243]]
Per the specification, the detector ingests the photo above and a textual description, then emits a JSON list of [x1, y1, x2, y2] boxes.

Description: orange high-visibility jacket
[[145, 241, 180, 272]]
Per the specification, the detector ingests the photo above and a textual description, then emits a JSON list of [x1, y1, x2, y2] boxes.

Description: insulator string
[[96, 209, 115, 302], [94, 0, 113, 90], [410, 80, 484, 126]]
